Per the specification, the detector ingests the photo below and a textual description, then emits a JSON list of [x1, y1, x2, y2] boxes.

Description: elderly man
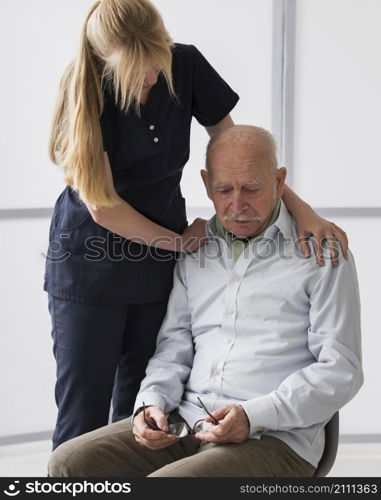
[[48, 125, 363, 477]]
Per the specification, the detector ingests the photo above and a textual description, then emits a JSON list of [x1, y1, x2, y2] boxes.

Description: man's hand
[[132, 405, 180, 450], [195, 405, 250, 444]]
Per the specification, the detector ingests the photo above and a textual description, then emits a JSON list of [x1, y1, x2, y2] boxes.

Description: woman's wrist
[[293, 200, 313, 217], [178, 234, 196, 253], [282, 184, 312, 217]]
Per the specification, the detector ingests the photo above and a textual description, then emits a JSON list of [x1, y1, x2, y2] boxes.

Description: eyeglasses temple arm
[[143, 402, 162, 431], [197, 397, 219, 425]]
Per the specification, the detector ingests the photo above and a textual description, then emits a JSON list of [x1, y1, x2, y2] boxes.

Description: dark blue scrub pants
[[48, 294, 168, 450]]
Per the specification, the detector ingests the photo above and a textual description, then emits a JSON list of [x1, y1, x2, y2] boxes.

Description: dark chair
[[314, 412, 339, 477]]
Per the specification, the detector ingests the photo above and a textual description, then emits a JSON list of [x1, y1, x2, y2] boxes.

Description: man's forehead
[[212, 178, 263, 187], [208, 148, 273, 179]]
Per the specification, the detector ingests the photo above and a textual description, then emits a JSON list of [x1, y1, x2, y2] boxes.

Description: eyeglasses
[[143, 397, 219, 437]]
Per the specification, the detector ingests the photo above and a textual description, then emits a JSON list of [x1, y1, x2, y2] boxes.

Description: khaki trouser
[[48, 410, 316, 477]]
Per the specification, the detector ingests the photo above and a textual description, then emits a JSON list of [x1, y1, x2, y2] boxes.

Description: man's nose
[[231, 191, 247, 213]]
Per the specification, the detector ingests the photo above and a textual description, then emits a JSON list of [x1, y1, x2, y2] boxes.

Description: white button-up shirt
[[134, 199, 363, 468]]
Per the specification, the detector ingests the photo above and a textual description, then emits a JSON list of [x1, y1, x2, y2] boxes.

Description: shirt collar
[[206, 198, 293, 241]]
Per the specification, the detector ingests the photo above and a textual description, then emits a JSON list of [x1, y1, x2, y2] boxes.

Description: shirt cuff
[[240, 394, 278, 437], [133, 392, 167, 417]]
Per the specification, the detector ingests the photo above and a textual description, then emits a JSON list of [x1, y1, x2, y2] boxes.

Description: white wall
[[0, 1, 92, 209], [293, 0, 381, 207], [0, 219, 56, 435]]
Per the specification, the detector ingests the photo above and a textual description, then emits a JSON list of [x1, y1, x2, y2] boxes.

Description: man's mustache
[[223, 214, 262, 222]]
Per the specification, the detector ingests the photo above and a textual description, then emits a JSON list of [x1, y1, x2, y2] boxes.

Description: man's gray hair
[[205, 125, 279, 173]]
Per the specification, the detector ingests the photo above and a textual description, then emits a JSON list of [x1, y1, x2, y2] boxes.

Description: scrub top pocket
[[53, 186, 92, 232]]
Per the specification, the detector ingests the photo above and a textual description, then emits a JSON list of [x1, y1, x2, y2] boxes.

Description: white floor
[[0, 440, 380, 477]]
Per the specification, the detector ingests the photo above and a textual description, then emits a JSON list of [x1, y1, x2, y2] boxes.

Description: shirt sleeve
[[240, 248, 364, 437], [133, 258, 194, 415], [190, 44, 239, 126]]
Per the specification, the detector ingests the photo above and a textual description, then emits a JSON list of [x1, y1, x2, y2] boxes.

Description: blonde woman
[[44, 0, 348, 450]]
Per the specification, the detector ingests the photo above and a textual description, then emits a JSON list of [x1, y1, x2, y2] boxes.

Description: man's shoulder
[[288, 216, 357, 284], [175, 241, 213, 265], [173, 239, 221, 277]]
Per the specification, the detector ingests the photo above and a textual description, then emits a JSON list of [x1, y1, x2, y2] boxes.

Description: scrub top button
[[149, 125, 155, 130], [154, 137, 159, 142]]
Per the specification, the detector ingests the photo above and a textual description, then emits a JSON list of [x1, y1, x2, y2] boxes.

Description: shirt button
[[232, 274, 240, 282], [149, 124, 155, 130], [256, 427, 265, 434], [225, 338, 233, 345], [153, 137, 159, 143], [226, 307, 234, 315]]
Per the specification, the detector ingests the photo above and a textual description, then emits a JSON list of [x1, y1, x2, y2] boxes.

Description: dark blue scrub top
[[43, 43, 239, 305]]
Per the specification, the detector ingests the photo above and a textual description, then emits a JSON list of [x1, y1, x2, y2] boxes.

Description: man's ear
[[276, 167, 287, 198], [200, 169, 212, 200]]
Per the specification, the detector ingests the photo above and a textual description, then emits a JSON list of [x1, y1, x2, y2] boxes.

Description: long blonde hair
[[49, 0, 175, 208]]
